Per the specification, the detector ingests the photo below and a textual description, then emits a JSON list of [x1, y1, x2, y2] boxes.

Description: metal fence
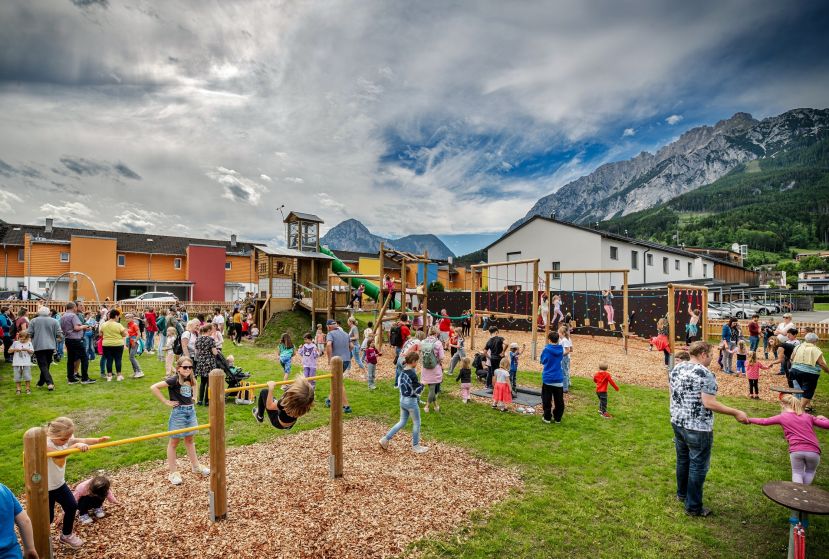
[[708, 319, 829, 340], [0, 300, 237, 315]]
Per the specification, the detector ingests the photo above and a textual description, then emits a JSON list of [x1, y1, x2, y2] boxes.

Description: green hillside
[[601, 135, 829, 266]]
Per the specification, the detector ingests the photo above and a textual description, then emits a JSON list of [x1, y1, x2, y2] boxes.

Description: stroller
[[214, 351, 252, 402]]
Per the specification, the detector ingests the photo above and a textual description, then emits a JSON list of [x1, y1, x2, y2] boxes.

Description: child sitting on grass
[[492, 357, 512, 411], [593, 362, 619, 418], [252, 377, 315, 430], [748, 395, 829, 484], [379, 351, 429, 454], [74, 474, 117, 525], [456, 356, 473, 403], [745, 351, 769, 399]]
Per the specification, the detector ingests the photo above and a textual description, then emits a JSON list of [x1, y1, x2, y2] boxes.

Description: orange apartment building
[[0, 218, 262, 301]]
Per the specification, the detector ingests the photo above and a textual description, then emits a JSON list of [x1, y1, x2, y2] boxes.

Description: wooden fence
[[708, 319, 829, 340], [0, 300, 237, 316]]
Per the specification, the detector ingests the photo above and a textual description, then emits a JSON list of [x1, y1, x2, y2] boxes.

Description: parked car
[[753, 299, 782, 314], [119, 291, 179, 303], [707, 304, 733, 320], [727, 299, 778, 317], [0, 290, 47, 301]]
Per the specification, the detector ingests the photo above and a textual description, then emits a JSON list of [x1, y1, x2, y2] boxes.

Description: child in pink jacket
[[73, 475, 117, 525]]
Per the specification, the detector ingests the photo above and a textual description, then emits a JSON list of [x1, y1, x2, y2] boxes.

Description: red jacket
[[593, 371, 619, 393]]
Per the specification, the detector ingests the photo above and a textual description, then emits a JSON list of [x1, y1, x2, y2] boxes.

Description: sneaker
[[67, 379, 80, 385], [379, 437, 389, 450], [47, 384, 54, 391], [601, 412, 613, 418], [554, 420, 562, 424], [59, 533, 84, 548], [675, 494, 685, 502], [81, 379, 97, 385], [78, 514, 93, 525], [412, 445, 430, 454], [252, 407, 263, 423], [93, 507, 105, 519], [542, 418, 551, 424], [116, 375, 124, 382], [343, 406, 352, 414], [325, 398, 331, 408], [25, 389, 31, 395], [685, 507, 712, 517], [168, 471, 183, 485], [106, 375, 112, 382], [133, 371, 145, 379], [192, 464, 210, 476]]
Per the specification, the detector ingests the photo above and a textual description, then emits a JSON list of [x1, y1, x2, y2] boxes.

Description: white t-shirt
[[560, 337, 573, 353], [11, 340, 33, 366], [361, 328, 373, 349], [776, 321, 794, 335], [212, 314, 226, 330], [47, 440, 72, 490]]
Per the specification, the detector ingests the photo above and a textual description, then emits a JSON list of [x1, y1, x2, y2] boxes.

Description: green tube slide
[[319, 246, 401, 310]]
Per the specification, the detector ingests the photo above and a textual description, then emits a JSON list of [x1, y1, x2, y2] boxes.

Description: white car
[[728, 299, 777, 318], [120, 291, 179, 303], [707, 305, 731, 320]]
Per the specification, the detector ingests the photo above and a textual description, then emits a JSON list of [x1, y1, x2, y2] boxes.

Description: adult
[[420, 327, 445, 413], [747, 315, 761, 353], [325, 319, 352, 413], [231, 307, 243, 345], [14, 308, 29, 337], [720, 318, 738, 374], [461, 310, 471, 338], [30, 306, 62, 390], [769, 329, 800, 383], [437, 309, 452, 346], [211, 307, 225, 335], [60, 302, 93, 385], [539, 331, 565, 423], [390, 314, 411, 386], [181, 319, 200, 361], [775, 313, 795, 337], [17, 285, 29, 300], [484, 326, 505, 389], [0, 306, 12, 363], [346, 316, 365, 371], [789, 333, 829, 413], [155, 310, 167, 362], [101, 309, 127, 381], [145, 307, 158, 353], [669, 341, 748, 517]]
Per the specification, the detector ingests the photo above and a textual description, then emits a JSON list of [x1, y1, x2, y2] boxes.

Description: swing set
[[469, 258, 541, 359], [666, 283, 709, 354], [543, 268, 630, 353]]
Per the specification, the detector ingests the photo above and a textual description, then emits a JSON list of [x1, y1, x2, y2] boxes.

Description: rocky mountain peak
[[320, 220, 455, 259]]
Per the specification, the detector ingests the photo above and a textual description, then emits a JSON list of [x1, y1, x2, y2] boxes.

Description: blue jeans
[[384, 396, 421, 446], [561, 355, 571, 392], [672, 423, 713, 513], [83, 334, 95, 360], [146, 331, 155, 352], [351, 344, 365, 369], [157, 334, 166, 361], [723, 341, 735, 373], [749, 335, 759, 352], [394, 347, 402, 386]]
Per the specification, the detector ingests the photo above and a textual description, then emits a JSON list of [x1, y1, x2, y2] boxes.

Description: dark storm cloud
[[225, 184, 251, 202], [0, 159, 43, 179], [113, 163, 141, 180], [70, 0, 108, 8], [60, 157, 140, 180]]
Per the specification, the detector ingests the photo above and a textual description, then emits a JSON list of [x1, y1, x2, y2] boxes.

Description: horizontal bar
[[668, 283, 709, 290], [328, 274, 382, 280], [472, 258, 540, 268], [47, 424, 211, 458], [224, 374, 333, 394], [544, 269, 630, 275]]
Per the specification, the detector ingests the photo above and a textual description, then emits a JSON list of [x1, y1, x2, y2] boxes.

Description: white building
[[484, 216, 718, 291]]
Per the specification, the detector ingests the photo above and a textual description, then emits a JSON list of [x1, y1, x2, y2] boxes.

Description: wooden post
[[544, 271, 551, 343], [470, 267, 476, 351], [701, 287, 708, 341], [668, 284, 676, 355], [310, 258, 316, 325], [422, 251, 429, 331], [623, 271, 629, 354], [531, 260, 539, 360], [208, 369, 227, 521], [268, 256, 274, 300], [400, 259, 407, 314], [23, 427, 51, 559], [373, 288, 394, 350], [329, 356, 344, 479]]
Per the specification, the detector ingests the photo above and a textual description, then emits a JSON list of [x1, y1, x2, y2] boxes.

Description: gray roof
[[0, 220, 263, 256], [258, 245, 333, 260], [284, 211, 324, 223]]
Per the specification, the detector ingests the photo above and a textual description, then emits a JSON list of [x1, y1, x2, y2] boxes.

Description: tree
[[798, 255, 826, 272], [428, 280, 445, 292]]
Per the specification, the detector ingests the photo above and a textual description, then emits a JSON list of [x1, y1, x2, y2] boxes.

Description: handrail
[[224, 374, 333, 394], [47, 424, 211, 458]]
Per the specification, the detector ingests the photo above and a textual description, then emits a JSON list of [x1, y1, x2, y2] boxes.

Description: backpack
[[389, 325, 402, 347], [0, 314, 9, 337], [172, 332, 184, 356], [398, 369, 423, 398], [420, 338, 438, 369]]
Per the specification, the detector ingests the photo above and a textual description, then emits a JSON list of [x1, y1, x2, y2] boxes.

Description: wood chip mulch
[[52, 419, 521, 559]]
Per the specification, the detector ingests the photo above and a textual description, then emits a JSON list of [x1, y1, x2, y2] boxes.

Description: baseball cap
[[509, 342, 519, 349], [326, 319, 337, 326]]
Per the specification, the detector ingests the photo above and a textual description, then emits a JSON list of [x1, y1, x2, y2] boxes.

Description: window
[[703, 264, 708, 277], [631, 250, 639, 270], [17, 248, 24, 262], [610, 246, 618, 260], [662, 257, 669, 274], [646, 253, 653, 266], [60, 252, 69, 263], [687, 262, 692, 277], [675, 259, 680, 271], [552, 261, 561, 280], [117, 254, 126, 267], [506, 251, 522, 261], [301, 222, 318, 251], [225, 261, 232, 270], [287, 221, 299, 250], [173, 258, 182, 270]]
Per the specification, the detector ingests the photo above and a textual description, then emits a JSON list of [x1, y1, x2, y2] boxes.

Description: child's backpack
[[172, 331, 184, 356], [136, 338, 145, 355], [420, 338, 438, 369], [389, 325, 402, 347]]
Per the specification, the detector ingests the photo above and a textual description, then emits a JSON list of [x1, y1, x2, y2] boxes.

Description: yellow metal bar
[[224, 374, 333, 394], [47, 424, 211, 458]]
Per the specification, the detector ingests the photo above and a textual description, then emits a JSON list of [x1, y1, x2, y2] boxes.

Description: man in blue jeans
[[669, 341, 748, 517]]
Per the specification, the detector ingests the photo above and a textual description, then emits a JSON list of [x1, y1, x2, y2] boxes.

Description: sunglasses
[[180, 365, 193, 370]]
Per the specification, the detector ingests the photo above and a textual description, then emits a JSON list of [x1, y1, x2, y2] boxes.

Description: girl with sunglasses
[[150, 356, 210, 485]]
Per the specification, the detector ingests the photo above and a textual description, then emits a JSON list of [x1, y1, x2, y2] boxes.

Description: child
[[762, 320, 775, 359], [551, 294, 565, 327], [361, 321, 374, 363], [0, 481, 38, 559], [278, 333, 295, 386], [593, 363, 619, 418], [456, 356, 473, 403], [447, 326, 465, 376], [163, 326, 177, 376], [46, 417, 110, 548], [194, 323, 217, 405], [735, 340, 748, 376], [150, 357, 210, 486], [298, 333, 320, 387], [472, 351, 487, 382], [365, 340, 380, 390], [748, 395, 829, 484], [125, 314, 144, 379], [685, 303, 701, 345], [252, 377, 315, 430], [746, 351, 769, 399], [10, 330, 34, 395], [492, 357, 512, 411], [74, 474, 117, 525], [650, 317, 671, 367], [508, 342, 525, 395], [250, 323, 259, 339], [314, 324, 326, 354], [558, 325, 573, 393], [379, 352, 429, 453]]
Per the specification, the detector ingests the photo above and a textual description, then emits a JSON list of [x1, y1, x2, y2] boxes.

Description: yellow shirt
[[101, 320, 126, 347]]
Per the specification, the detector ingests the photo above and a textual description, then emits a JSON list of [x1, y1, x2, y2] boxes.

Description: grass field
[[1, 328, 828, 558], [814, 303, 829, 311]]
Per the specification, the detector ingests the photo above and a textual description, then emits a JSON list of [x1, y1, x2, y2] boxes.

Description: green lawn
[[1, 335, 828, 558], [814, 303, 829, 311]]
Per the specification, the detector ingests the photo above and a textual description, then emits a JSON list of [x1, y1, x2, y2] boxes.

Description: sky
[[0, 0, 828, 256]]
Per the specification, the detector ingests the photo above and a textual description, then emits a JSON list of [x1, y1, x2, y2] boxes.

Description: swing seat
[[584, 318, 591, 327], [598, 320, 604, 329]]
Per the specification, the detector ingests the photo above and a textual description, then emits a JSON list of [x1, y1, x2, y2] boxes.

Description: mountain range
[[511, 108, 829, 230], [320, 219, 456, 259]]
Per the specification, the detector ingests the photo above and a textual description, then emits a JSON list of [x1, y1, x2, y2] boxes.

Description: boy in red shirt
[[593, 362, 619, 418]]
